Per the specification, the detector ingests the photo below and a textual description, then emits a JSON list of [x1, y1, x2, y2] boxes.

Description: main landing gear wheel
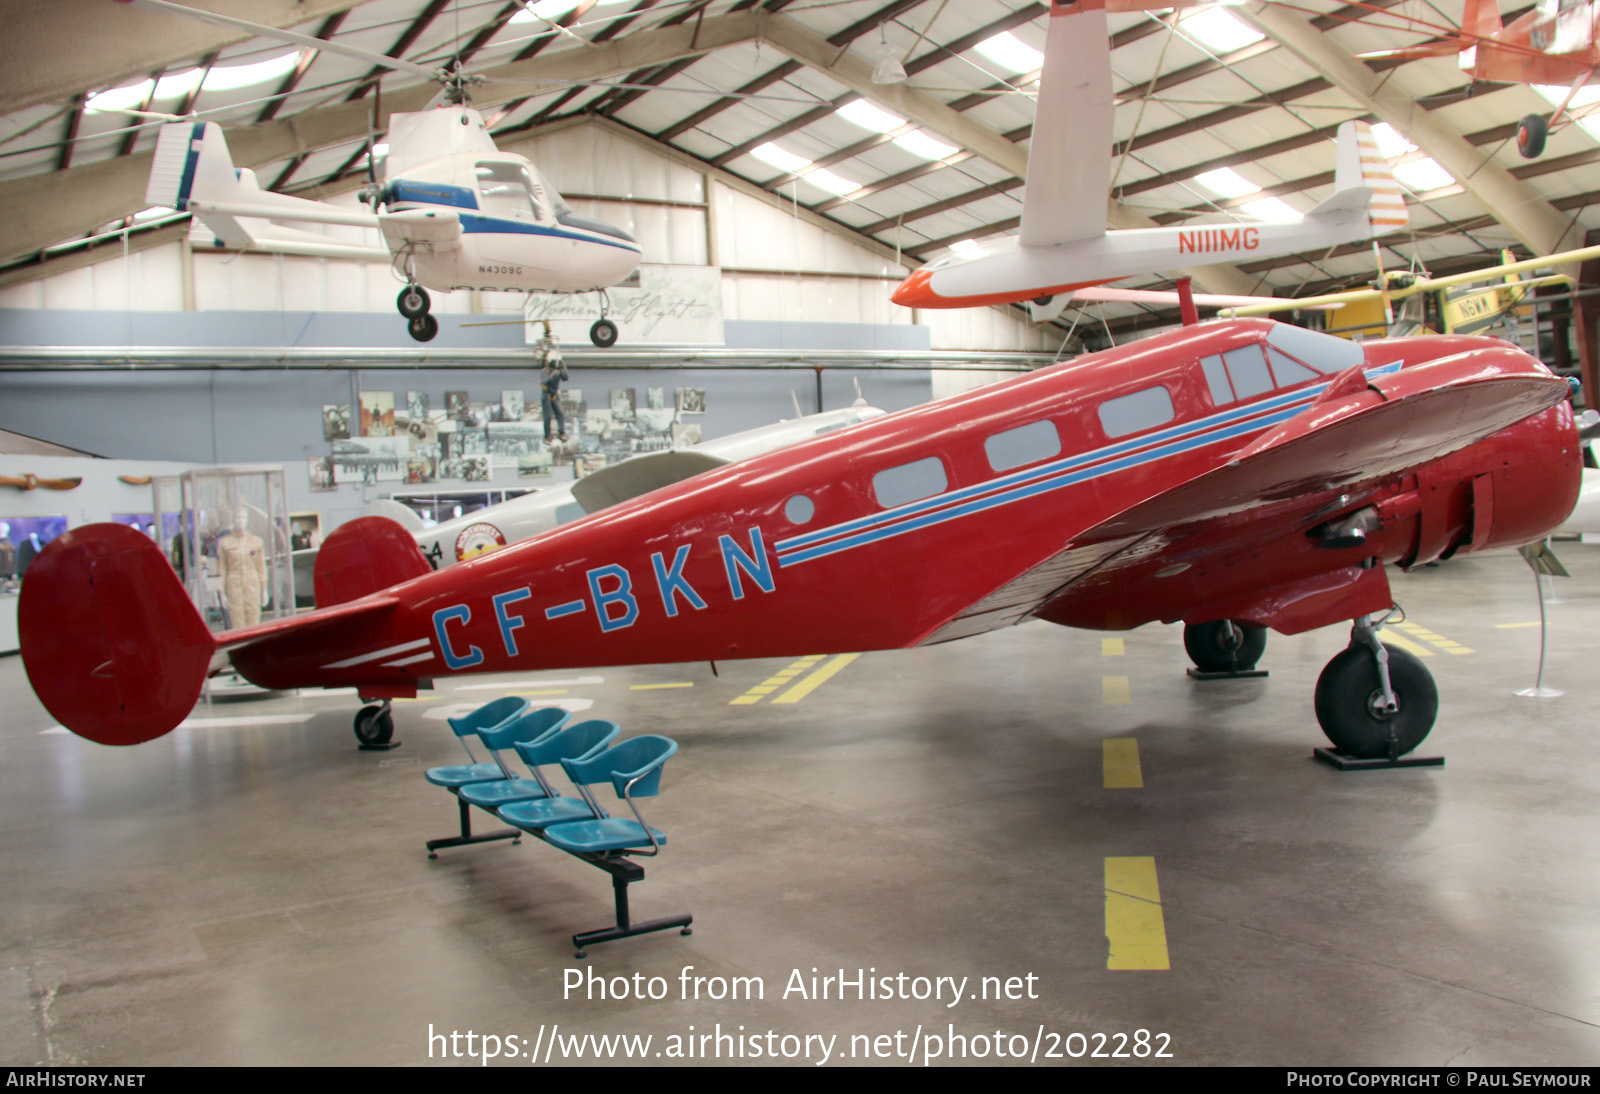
[[353, 702, 395, 748], [1184, 619, 1267, 673], [1314, 642, 1437, 760], [407, 314, 439, 342], [1517, 113, 1549, 158], [589, 318, 618, 348], [397, 285, 431, 319]]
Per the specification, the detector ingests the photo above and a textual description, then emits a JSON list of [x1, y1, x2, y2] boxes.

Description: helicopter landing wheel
[[407, 314, 440, 342], [397, 285, 431, 319], [589, 318, 618, 348]]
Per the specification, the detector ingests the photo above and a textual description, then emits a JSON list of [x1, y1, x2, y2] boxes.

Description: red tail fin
[[20, 523, 214, 745], [312, 516, 431, 607]]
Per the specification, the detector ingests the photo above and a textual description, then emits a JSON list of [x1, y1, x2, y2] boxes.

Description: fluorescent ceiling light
[[894, 130, 958, 160], [1195, 167, 1260, 199], [1369, 122, 1415, 160], [751, 142, 811, 173], [202, 51, 302, 92], [1393, 157, 1454, 190], [804, 168, 861, 197], [1240, 196, 1300, 221], [975, 32, 1043, 74], [838, 99, 905, 133], [1179, 8, 1265, 52], [372, 142, 390, 157], [950, 239, 986, 259]]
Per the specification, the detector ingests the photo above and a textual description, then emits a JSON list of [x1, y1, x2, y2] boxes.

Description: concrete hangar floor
[[1, 546, 1597, 1067]]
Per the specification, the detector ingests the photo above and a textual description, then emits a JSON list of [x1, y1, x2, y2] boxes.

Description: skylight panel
[[804, 168, 861, 197], [838, 100, 905, 133], [1393, 157, 1454, 191], [950, 239, 986, 259], [751, 142, 810, 173], [1179, 8, 1265, 52], [202, 51, 303, 92], [1534, 84, 1600, 143], [975, 32, 1044, 74], [1370, 122, 1415, 160], [1195, 167, 1260, 199], [86, 79, 156, 112], [1240, 197, 1300, 221], [894, 130, 958, 160]]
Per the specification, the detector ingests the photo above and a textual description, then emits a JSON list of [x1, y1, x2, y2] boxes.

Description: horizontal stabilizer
[[19, 523, 215, 745], [313, 516, 432, 607], [570, 449, 730, 514]]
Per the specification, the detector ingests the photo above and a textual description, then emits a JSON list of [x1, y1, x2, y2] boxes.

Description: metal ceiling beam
[[2, 0, 362, 116], [1233, 1, 1585, 256]]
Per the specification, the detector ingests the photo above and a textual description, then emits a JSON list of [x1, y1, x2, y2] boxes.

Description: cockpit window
[[1265, 324, 1362, 374], [476, 161, 542, 221]]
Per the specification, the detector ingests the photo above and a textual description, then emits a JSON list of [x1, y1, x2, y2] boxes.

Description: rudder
[[20, 524, 215, 745]]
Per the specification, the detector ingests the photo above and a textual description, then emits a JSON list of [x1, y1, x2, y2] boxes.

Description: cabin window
[[1099, 386, 1175, 438], [984, 420, 1061, 472], [1267, 348, 1321, 385], [784, 494, 815, 524], [475, 161, 542, 221], [1224, 345, 1274, 399], [873, 457, 948, 509], [1201, 356, 1234, 407]]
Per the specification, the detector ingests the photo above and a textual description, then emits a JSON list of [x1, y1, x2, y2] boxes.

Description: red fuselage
[[227, 320, 1580, 696]]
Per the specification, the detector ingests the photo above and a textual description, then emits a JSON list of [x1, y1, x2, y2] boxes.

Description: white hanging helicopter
[[129, 0, 643, 346]]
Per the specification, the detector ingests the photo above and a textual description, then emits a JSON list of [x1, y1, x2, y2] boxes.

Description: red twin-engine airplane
[[20, 319, 1580, 760]]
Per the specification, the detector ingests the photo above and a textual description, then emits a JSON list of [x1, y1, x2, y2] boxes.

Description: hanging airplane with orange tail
[[17, 317, 1582, 764], [891, 0, 1409, 314]]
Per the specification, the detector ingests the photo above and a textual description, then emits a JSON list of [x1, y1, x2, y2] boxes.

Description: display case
[[177, 467, 293, 633]]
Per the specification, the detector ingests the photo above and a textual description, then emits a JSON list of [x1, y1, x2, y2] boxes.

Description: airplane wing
[[1222, 243, 1600, 317], [569, 449, 731, 514], [1019, 0, 1114, 248], [917, 354, 1570, 645]]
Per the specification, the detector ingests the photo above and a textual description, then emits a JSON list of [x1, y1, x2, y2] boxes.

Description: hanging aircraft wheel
[[1517, 113, 1548, 159], [353, 704, 394, 747], [1313, 643, 1437, 760], [397, 285, 431, 319], [407, 314, 439, 342], [589, 318, 619, 348], [1183, 619, 1266, 673]]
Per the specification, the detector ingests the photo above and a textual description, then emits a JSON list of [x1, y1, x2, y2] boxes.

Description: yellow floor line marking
[[730, 656, 829, 705], [1102, 676, 1131, 705], [1394, 622, 1473, 655], [1105, 857, 1170, 971], [1103, 738, 1143, 789], [1495, 622, 1543, 629], [1101, 638, 1125, 656], [772, 653, 861, 705], [630, 683, 694, 690], [1379, 632, 1434, 658]]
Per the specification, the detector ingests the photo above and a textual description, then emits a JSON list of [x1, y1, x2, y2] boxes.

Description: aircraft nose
[[892, 268, 937, 307]]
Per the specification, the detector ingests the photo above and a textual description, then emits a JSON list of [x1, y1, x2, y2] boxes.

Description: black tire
[[1184, 619, 1267, 672], [397, 285, 431, 319], [353, 704, 394, 747], [589, 318, 618, 348], [1517, 113, 1548, 159], [407, 314, 439, 342], [1314, 643, 1437, 759]]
